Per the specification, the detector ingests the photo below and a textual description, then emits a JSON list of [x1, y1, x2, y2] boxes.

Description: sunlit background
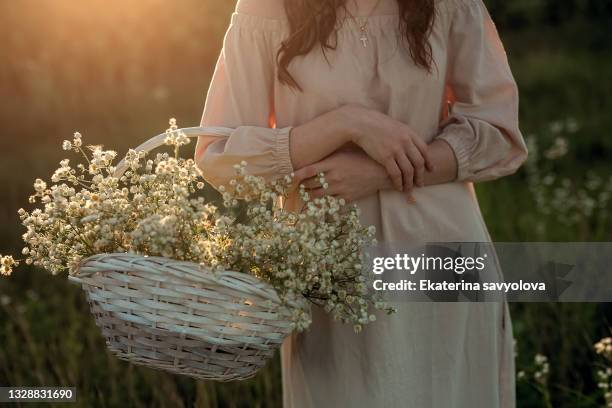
[[1, 1, 612, 407]]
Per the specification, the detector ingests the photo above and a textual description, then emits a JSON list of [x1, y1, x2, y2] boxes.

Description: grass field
[[1, 1, 611, 407]]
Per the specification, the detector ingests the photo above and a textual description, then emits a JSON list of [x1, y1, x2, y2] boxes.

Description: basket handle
[[113, 126, 233, 178]]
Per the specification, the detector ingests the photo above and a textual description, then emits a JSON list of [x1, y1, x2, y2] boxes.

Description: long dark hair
[[277, 0, 436, 91]]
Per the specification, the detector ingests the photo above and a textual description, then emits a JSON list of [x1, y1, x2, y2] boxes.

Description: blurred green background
[[1, 0, 612, 407]]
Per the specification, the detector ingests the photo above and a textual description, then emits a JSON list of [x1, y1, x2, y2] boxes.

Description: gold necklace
[[348, 0, 383, 48]]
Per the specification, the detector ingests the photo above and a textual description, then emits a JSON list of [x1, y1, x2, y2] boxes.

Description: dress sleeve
[[193, 13, 293, 188], [435, 0, 528, 182]]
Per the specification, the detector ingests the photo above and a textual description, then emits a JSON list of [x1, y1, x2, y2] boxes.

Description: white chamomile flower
[[4, 120, 390, 334]]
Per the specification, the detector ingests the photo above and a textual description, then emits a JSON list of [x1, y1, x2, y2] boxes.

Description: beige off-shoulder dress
[[194, 0, 528, 406]]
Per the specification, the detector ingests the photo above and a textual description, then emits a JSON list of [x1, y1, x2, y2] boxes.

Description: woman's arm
[[291, 104, 458, 203], [293, 137, 457, 203], [194, 12, 292, 188], [432, 0, 528, 182], [196, 49, 430, 192], [289, 105, 433, 193]]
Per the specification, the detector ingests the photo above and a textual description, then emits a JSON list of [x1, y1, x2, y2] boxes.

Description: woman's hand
[[293, 149, 416, 203], [339, 104, 435, 193]]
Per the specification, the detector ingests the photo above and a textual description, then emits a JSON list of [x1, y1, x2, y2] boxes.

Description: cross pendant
[[360, 34, 368, 48]]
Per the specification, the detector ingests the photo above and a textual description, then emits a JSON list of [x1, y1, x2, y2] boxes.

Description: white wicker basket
[[68, 127, 304, 381]]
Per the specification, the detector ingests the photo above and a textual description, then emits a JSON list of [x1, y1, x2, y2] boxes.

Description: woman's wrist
[[335, 104, 368, 144], [422, 139, 458, 186], [289, 107, 357, 169]]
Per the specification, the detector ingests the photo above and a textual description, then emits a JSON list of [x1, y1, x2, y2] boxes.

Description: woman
[[194, 0, 528, 406]]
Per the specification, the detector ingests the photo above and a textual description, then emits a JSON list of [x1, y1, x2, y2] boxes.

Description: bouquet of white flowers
[[0, 119, 394, 380]]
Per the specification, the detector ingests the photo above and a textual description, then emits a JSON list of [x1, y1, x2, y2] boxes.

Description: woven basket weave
[[68, 127, 304, 381]]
